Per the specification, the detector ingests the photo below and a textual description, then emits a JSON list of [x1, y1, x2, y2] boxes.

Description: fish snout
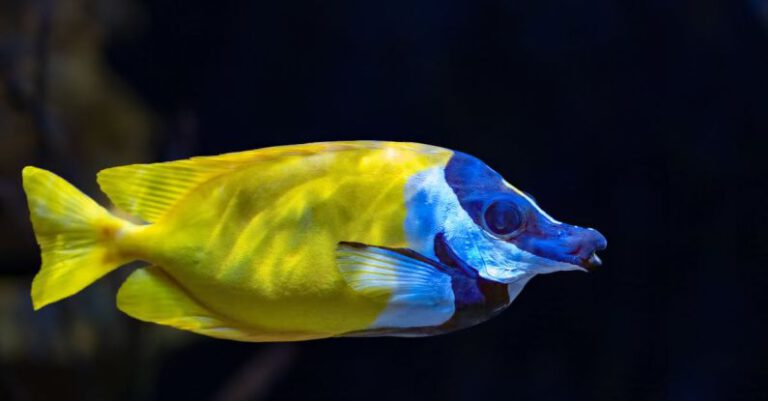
[[509, 222, 607, 273], [564, 227, 607, 271]]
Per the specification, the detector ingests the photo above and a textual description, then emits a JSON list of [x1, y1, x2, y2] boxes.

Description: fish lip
[[578, 253, 602, 271]]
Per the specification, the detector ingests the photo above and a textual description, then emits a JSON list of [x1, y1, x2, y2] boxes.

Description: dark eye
[[483, 199, 523, 236]]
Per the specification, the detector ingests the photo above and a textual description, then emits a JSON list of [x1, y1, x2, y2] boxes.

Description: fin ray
[[97, 159, 234, 223], [336, 242, 455, 328], [336, 243, 453, 306]]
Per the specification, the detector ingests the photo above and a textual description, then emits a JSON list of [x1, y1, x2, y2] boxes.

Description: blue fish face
[[451, 190, 607, 272], [413, 151, 607, 282]]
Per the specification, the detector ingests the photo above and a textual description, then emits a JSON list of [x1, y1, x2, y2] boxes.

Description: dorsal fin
[[97, 141, 427, 223], [97, 157, 234, 222]]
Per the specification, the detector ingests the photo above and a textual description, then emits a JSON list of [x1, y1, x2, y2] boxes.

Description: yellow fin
[[117, 266, 271, 341], [96, 157, 235, 223], [96, 141, 441, 222], [22, 166, 133, 310]]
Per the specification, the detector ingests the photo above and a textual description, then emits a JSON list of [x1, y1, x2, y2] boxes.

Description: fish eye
[[482, 199, 523, 237]]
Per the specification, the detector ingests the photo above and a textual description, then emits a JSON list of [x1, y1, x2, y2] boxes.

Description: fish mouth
[[553, 228, 607, 272], [560, 253, 601, 273], [575, 231, 607, 271], [561, 248, 603, 272], [581, 253, 603, 271]]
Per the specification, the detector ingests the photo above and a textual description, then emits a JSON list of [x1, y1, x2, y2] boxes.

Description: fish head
[[435, 151, 607, 283]]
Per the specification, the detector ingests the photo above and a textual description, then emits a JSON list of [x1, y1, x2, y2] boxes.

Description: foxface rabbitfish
[[22, 141, 606, 341]]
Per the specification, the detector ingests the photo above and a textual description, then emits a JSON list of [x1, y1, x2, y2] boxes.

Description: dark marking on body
[[342, 233, 511, 338]]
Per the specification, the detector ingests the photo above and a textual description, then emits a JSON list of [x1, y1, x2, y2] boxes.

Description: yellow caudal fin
[[22, 166, 135, 310]]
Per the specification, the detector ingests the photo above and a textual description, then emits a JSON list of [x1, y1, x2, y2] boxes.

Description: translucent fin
[[97, 141, 444, 223], [117, 266, 276, 341], [337, 243, 455, 327], [96, 158, 236, 223], [336, 242, 455, 328], [22, 166, 133, 310]]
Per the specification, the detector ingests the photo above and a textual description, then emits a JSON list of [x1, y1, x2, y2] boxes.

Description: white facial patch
[[405, 169, 580, 283]]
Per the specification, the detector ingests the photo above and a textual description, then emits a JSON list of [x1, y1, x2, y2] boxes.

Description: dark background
[[1, 1, 767, 400]]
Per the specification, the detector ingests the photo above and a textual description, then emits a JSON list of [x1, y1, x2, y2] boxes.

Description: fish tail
[[22, 166, 136, 310]]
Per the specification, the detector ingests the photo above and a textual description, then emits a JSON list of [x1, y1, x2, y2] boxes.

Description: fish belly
[[138, 145, 451, 337]]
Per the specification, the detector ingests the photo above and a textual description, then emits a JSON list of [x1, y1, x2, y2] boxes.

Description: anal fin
[[117, 266, 261, 341]]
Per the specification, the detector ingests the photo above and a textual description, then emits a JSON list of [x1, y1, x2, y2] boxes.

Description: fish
[[21, 141, 606, 341]]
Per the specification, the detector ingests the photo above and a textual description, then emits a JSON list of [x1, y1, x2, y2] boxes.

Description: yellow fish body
[[23, 141, 606, 341]]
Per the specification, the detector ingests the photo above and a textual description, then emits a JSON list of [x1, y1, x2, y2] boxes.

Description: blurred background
[[1, 0, 766, 400]]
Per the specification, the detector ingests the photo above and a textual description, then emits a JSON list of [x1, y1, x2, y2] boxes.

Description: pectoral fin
[[336, 242, 455, 328], [117, 266, 264, 341]]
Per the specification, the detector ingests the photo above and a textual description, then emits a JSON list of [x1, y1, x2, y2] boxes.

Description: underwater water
[[0, 0, 766, 400]]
